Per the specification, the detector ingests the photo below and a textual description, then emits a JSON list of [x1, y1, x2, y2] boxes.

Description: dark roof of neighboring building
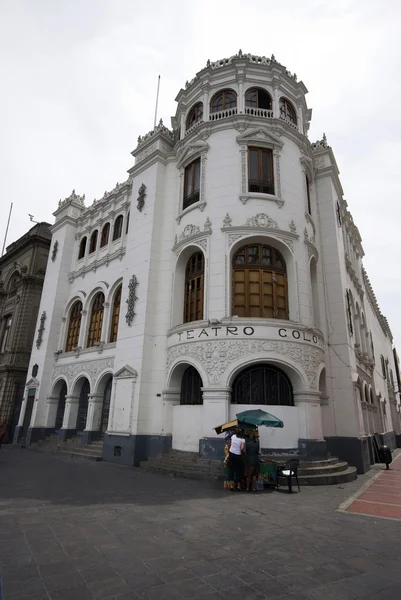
[[0, 222, 52, 266]]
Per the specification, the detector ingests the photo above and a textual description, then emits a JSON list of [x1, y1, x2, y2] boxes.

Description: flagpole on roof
[[1, 202, 13, 257], [153, 74, 161, 129]]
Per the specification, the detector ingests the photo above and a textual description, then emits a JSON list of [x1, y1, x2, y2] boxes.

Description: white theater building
[[15, 51, 400, 473]]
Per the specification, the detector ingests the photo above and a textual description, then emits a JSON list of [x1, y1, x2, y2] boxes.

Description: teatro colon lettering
[[15, 51, 400, 478]]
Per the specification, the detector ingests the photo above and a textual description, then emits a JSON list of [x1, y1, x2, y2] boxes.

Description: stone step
[[298, 461, 349, 476], [297, 466, 358, 486], [59, 450, 102, 462]]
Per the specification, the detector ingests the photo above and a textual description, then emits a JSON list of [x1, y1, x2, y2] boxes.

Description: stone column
[[81, 393, 104, 444], [199, 387, 230, 459], [237, 78, 244, 114], [161, 388, 180, 439], [44, 395, 59, 430], [59, 394, 79, 441], [202, 85, 210, 122], [294, 391, 327, 459], [273, 87, 280, 120]]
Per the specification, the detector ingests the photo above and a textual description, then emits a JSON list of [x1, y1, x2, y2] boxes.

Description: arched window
[[109, 285, 122, 343], [65, 301, 82, 352], [125, 212, 130, 234], [183, 159, 201, 209], [279, 98, 297, 126], [184, 252, 204, 323], [180, 366, 203, 405], [112, 215, 123, 241], [78, 237, 87, 260], [232, 364, 294, 406], [89, 230, 98, 254], [232, 244, 288, 319], [210, 89, 237, 113], [100, 223, 110, 248], [245, 88, 272, 111], [306, 175, 311, 215], [186, 102, 203, 130], [87, 292, 105, 347], [364, 385, 370, 404]]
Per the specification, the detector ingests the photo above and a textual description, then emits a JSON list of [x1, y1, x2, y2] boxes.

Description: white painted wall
[[172, 405, 203, 452], [229, 405, 300, 449]]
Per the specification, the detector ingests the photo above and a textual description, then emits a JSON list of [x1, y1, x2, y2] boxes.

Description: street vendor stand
[[214, 409, 284, 490]]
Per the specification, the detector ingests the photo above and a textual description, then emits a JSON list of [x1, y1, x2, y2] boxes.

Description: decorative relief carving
[[58, 189, 85, 208], [137, 183, 146, 212], [51, 241, 59, 262], [228, 233, 244, 247], [200, 153, 207, 205], [274, 150, 282, 203], [204, 217, 212, 232], [36, 312, 46, 349], [223, 213, 232, 227], [289, 221, 297, 234], [246, 213, 278, 228], [167, 340, 323, 387], [125, 275, 138, 326], [52, 357, 114, 388], [175, 225, 200, 246]]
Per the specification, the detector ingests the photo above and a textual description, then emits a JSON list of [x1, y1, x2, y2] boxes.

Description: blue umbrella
[[236, 409, 284, 428]]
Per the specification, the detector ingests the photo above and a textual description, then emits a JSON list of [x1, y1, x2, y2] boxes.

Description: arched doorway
[[100, 376, 112, 434], [180, 366, 203, 405], [55, 381, 67, 430], [76, 379, 90, 432], [231, 364, 294, 406]]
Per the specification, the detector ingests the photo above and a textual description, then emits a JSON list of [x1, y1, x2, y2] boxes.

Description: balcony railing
[[280, 115, 298, 130], [245, 107, 273, 119], [209, 108, 238, 121], [183, 190, 200, 210], [248, 180, 275, 195], [185, 119, 204, 137]]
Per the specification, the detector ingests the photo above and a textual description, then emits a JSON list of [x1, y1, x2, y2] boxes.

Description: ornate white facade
[[15, 51, 400, 473]]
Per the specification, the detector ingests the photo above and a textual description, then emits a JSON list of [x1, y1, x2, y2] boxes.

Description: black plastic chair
[[276, 459, 300, 493]]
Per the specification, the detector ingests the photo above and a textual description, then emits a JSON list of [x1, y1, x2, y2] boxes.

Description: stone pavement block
[[78, 566, 121, 584], [123, 571, 166, 594], [87, 577, 132, 599], [2, 577, 48, 600], [367, 587, 401, 600], [50, 588, 95, 600], [39, 560, 80, 578], [201, 574, 244, 592], [220, 585, 269, 600], [156, 566, 197, 583], [172, 577, 216, 598], [134, 583, 183, 600], [0, 564, 39, 583], [186, 560, 222, 578], [44, 571, 87, 593]]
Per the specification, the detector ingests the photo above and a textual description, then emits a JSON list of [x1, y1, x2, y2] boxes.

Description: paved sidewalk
[[1, 447, 401, 600], [341, 452, 401, 520]]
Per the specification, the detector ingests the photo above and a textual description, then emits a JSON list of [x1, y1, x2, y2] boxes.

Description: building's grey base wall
[[379, 431, 396, 450], [298, 439, 327, 460], [199, 437, 226, 459], [103, 434, 172, 466], [396, 434, 401, 448], [26, 427, 46, 445], [261, 447, 298, 456], [58, 429, 76, 442], [13, 425, 22, 444], [325, 436, 371, 474]]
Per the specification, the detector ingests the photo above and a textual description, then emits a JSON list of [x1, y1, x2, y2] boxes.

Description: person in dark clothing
[[244, 431, 260, 492], [227, 429, 245, 490]]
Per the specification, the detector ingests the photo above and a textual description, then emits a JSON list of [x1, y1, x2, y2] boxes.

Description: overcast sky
[[1, 0, 400, 346]]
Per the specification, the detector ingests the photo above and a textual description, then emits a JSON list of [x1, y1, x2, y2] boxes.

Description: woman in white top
[[228, 429, 245, 491]]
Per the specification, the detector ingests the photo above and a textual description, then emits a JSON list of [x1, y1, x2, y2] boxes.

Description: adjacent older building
[[15, 52, 400, 475], [0, 222, 51, 440]]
